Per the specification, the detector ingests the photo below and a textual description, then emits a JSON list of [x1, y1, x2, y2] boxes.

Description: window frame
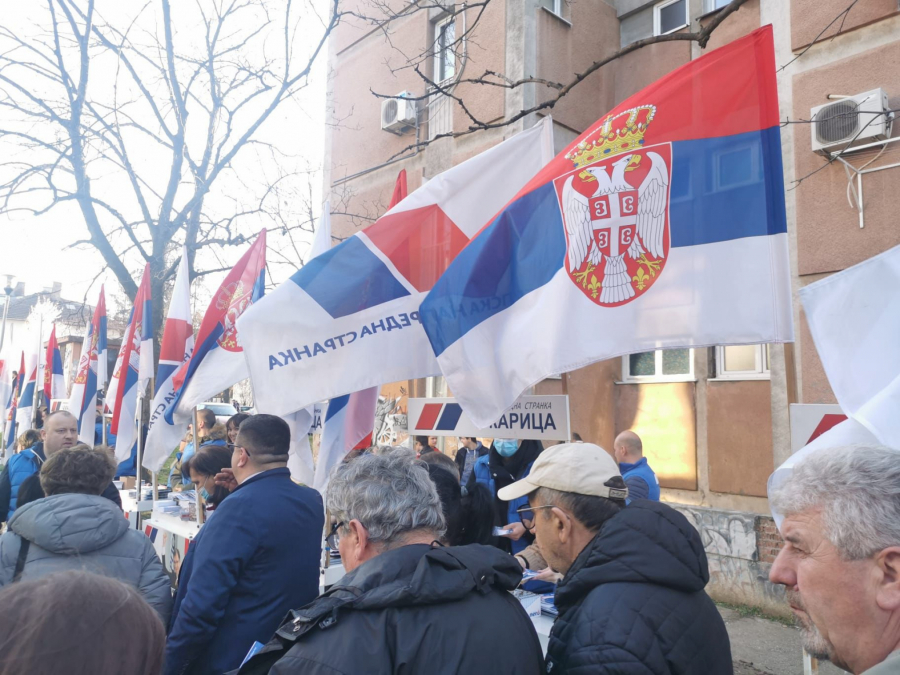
[[713, 142, 761, 192], [540, 0, 564, 17], [703, 0, 731, 13], [433, 16, 457, 84], [653, 0, 689, 37], [712, 344, 771, 381], [620, 348, 696, 384]]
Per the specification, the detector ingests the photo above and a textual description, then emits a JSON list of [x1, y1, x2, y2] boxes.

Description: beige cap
[[497, 442, 627, 502]]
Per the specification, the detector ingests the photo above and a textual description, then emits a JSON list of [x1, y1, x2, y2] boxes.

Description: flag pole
[[193, 406, 205, 526], [150, 375, 158, 502], [32, 313, 43, 428], [134, 392, 144, 531]]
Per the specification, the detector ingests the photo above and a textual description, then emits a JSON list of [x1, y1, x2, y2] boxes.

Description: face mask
[[495, 439, 518, 457], [199, 487, 211, 501]]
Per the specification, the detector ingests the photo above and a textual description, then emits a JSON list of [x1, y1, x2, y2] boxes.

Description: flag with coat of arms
[[421, 25, 794, 426], [167, 229, 267, 421], [69, 287, 108, 444], [43, 325, 66, 407]]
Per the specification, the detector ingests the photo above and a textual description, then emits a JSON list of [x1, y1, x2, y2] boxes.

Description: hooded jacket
[[546, 500, 732, 674], [239, 543, 544, 675], [0, 493, 172, 624]]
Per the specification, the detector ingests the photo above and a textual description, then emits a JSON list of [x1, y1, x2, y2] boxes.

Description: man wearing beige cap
[[499, 443, 732, 674]]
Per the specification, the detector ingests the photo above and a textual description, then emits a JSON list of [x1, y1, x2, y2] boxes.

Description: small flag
[[4, 354, 24, 453], [144, 248, 195, 472], [110, 265, 154, 463], [43, 326, 66, 407], [69, 287, 108, 444], [16, 352, 37, 433]]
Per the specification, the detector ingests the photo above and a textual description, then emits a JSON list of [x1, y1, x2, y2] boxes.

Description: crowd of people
[[0, 409, 897, 675]]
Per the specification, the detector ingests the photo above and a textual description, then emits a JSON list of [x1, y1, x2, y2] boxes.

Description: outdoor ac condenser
[[810, 88, 893, 155], [381, 92, 417, 134]]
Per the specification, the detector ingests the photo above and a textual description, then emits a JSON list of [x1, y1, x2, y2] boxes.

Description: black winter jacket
[[546, 500, 732, 675], [239, 543, 544, 675]]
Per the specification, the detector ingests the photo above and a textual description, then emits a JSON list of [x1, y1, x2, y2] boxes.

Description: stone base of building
[[672, 504, 791, 620]]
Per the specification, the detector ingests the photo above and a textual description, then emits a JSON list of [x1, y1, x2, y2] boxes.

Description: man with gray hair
[[769, 444, 900, 675], [240, 453, 543, 675]]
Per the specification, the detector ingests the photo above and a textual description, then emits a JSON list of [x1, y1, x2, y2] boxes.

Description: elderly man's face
[[769, 508, 884, 672]]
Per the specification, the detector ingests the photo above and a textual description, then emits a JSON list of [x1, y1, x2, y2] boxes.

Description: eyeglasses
[[226, 443, 250, 456], [515, 504, 556, 531], [326, 520, 344, 549]]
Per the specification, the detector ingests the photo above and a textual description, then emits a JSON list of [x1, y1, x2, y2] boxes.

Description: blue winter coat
[[619, 456, 661, 502], [473, 452, 535, 556], [4, 445, 45, 518], [164, 467, 324, 675]]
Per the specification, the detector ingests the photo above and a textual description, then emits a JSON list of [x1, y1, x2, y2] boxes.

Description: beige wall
[[791, 41, 900, 276], [791, 0, 900, 50]]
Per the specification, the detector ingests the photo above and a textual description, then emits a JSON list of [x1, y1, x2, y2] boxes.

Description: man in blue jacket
[[614, 430, 660, 502], [165, 414, 324, 675]]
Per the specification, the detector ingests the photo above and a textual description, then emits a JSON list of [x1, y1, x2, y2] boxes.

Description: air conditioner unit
[[810, 88, 893, 155], [381, 92, 417, 134]]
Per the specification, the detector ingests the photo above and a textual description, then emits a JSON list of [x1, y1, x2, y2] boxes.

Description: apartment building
[[324, 0, 900, 613]]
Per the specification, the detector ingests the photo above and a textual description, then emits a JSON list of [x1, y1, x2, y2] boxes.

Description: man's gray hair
[[770, 445, 900, 560], [327, 453, 446, 547]]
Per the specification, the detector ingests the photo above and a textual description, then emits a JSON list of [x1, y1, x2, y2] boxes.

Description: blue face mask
[[199, 487, 211, 501], [494, 439, 518, 457]]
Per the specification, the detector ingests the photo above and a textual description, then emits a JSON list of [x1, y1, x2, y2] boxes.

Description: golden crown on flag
[[565, 104, 657, 179]]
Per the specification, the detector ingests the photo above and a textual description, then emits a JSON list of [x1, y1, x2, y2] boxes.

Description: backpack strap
[[12, 537, 30, 583]]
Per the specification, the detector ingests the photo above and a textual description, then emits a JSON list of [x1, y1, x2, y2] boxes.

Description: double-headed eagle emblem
[[558, 105, 671, 305]]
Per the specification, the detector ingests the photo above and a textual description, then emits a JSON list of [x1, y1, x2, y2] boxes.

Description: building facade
[[324, 0, 900, 614]]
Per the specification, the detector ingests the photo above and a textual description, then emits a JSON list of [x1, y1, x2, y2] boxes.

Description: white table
[[145, 515, 202, 541], [532, 613, 555, 654]]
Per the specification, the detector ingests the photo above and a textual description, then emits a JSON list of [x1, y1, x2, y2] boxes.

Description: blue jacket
[[473, 453, 535, 556], [619, 457, 660, 502], [164, 467, 324, 675], [4, 445, 46, 519]]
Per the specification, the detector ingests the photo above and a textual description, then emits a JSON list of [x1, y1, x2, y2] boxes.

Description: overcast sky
[[0, 0, 328, 317]]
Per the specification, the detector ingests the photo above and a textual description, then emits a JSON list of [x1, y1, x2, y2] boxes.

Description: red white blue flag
[[109, 265, 154, 462], [238, 121, 553, 417], [43, 325, 66, 407], [144, 247, 194, 471], [4, 353, 24, 453], [169, 230, 267, 419], [70, 287, 108, 443], [421, 26, 794, 426], [16, 351, 37, 433]]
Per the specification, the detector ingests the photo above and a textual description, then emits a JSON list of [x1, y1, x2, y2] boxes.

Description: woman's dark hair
[[16, 474, 45, 509], [16, 430, 41, 452], [414, 436, 429, 447], [426, 464, 494, 546], [226, 412, 250, 434], [0, 570, 165, 674], [183, 445, 232, 507]]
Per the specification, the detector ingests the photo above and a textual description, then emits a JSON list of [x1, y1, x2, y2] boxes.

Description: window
[[434, 17, 456, 83], [539, 0, 563, 16], [714, 345, 770, 380], [622, 348, 694, 383], [654, 0, 687, 36], [704, 0, 731, 12]]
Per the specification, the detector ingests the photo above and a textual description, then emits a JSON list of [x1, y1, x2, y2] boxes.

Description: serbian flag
[[144, 248, 194, 471], [43, 326, 66, 407], [421, 26, 794, 426], [0, 358, 11, 431], [70, 287, 108, 443], [169, 230, 267, 419], [238, 119, 554, 417], [4, 354, 23, 453], [16, 352, 37, 433], [110, 265, 154, 463]]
